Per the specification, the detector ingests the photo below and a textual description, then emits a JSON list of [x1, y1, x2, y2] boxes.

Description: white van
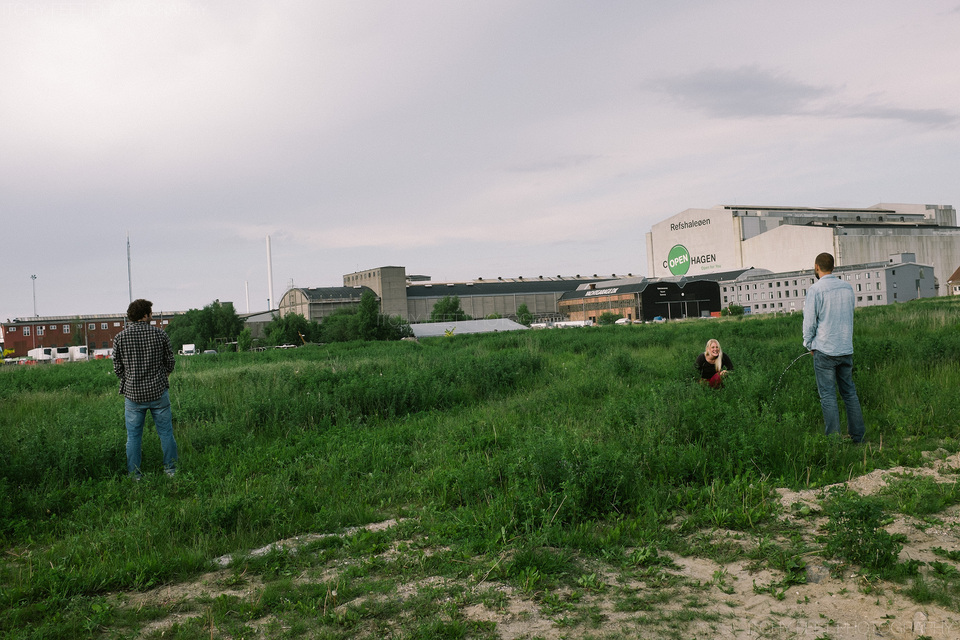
[[27, 347, 53, 362], [69, 345, 89, 361]]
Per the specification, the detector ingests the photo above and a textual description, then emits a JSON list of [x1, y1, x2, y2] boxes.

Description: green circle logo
[[667, 244, 690, 276]]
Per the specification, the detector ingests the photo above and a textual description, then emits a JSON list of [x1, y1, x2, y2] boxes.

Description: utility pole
[[127, 232, 133, 304], [31, 274, 37, 317]]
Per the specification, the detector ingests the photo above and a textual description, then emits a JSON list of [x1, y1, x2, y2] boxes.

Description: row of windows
[[723, 271, 886, 294], [7, 319, 169, 336], [741, 294, 885, 313], [725, 289, 807, 303], [31, 342, 112, 350], [723, 278, 815, 293]]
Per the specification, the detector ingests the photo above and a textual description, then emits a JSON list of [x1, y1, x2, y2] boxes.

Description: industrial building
[[718, 253, 935, 315], [280, 266, 614, 324], [277, 286, 376, 322], [557, 275, 735, 323], [2, 313, 176, 358], [645, 203, 959, 297]]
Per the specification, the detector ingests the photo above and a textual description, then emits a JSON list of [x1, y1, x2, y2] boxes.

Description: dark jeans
[[812, 351, 866, 443], [124, 390, 178, 476]]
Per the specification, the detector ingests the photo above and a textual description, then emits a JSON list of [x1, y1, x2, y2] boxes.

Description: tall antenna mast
[[127, 232, 133, 303], [266, 235, 275, 310]]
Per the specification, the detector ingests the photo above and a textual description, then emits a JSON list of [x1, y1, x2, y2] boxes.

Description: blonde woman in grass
[[696, 338, 733, 388]]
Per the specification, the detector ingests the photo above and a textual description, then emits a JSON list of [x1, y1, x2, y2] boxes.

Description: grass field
[[2, 297, 960, 638]]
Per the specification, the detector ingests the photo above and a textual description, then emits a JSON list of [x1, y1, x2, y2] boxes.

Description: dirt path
[[121, 452, 960, 639]]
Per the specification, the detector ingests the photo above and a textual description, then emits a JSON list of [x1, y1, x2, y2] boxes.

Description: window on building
[[23, 326, 30, 336], [878, 295, 882, 300], [892, 270, 896, 276], [866, 272, 870, 279], [103, 341, 109, 348], [89, 323, 95, 330], [114, 322, 121, 327], [7, 326, 15, 332], [856, 273, 861, 279], [49, 324, 57, 330], [101, 323, 108, 330], [63, 325, 70, 333], [867, 296, 873, 301], [856, 284, 862, 292], [746, 294, 750, 301], [857, 296, 862, 302], [876, 283, 881, 290], [37, 326, 44, 336]]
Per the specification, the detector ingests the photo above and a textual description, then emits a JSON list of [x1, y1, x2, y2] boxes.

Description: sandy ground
[[122, 451, 960, 639]]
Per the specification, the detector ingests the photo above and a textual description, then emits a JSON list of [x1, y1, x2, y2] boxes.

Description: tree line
[[164, 292, 513, 353]]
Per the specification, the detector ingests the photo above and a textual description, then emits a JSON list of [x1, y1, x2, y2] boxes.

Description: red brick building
[[2, 313, 176, 358]]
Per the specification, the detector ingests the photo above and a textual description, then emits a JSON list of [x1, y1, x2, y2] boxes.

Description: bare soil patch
[[119, 454, 960, 639]]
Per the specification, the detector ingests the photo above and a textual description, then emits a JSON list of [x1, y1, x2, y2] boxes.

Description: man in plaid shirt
[[114, 298, 178, 478]]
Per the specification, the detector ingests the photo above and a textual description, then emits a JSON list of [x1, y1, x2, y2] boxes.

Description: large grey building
[[278, 266, 615, 323], [646, 203, 959, 296], [277, 286, 375, 322]]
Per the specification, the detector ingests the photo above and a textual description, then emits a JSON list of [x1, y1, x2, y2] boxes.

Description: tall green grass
[[2, 297, 959, 637]]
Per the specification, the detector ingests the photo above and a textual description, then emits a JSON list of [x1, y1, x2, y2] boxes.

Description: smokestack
[[266, 236, 275, 310], [127, 232, 133, 303]]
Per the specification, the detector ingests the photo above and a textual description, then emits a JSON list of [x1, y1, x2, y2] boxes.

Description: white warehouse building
[[645, 203, 959, 297]]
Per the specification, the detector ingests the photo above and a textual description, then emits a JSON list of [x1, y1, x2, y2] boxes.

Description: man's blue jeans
[[125, 390, 178, 476], [812, 351, 866, 443]]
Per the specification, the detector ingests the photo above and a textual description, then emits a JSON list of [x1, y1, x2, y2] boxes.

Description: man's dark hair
[[815, 252, 835, 273], [127, 299, 153, 322]]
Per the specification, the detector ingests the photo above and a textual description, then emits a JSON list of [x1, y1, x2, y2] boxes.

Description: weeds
[[2, 298, 960, 636], [819, 488, 908, 575]]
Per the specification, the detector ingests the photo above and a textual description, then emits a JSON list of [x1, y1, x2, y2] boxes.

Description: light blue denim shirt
[[802, 274, 855, 356]]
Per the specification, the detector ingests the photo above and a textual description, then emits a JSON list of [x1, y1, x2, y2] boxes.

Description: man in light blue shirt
[[802, 252, 866, 443]]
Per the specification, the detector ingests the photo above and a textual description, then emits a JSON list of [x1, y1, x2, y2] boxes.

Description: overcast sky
[[3, 0, 959, 323]]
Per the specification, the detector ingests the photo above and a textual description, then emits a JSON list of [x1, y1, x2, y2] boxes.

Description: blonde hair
[[705, 339, 723, 374]]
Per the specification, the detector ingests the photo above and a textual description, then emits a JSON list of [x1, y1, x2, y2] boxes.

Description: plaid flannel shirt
[[113, 321, 175, 402]]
